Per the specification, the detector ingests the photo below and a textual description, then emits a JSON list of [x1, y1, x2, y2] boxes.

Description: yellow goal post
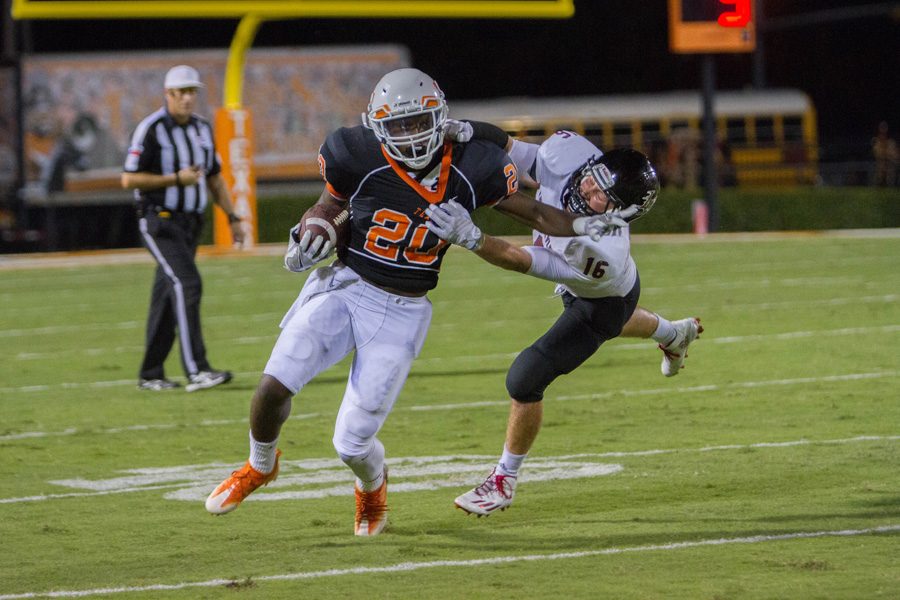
[[11, 0, 575, 247]]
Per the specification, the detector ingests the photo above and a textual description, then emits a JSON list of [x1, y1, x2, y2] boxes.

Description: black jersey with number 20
[[318, 126, 518, 294]]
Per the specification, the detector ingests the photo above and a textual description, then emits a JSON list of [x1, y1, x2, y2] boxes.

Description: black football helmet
[[564, 148, 659, 221]]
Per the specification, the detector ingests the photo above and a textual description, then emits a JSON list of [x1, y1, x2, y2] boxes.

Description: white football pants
[[264, 263, 432, 462]]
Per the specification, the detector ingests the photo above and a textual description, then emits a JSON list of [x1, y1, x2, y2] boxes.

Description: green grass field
[[1, 231, 898, 599]]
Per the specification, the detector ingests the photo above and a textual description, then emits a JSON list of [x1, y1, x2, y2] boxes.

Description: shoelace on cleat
[[659, 344, 683, 359], [356, 487, 388, 521], [226, 465, 271, 497], [476, 472, 514, 499]]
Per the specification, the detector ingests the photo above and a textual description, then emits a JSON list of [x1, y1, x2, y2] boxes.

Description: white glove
[[572, 206, 639, 241], [425, 199, 484, 250], [284, 224, 335, 272], [442, 119, 474, 143]]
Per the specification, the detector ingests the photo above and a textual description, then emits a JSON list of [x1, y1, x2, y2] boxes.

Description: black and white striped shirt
[[124, 107, 221, 213]]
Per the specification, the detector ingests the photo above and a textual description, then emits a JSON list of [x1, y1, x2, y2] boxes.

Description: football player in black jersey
[[206, 68, 627, 536]]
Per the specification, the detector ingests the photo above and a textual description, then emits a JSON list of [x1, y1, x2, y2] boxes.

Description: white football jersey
[[510, 131, 637, 299]]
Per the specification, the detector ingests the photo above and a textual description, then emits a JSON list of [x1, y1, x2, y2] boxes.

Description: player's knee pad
[[333, 407, 381, 458], [505, 346, 560, 403], [352, 358, 405, 413], [337, 451, 365, 467], [337, 437, 385, 484]]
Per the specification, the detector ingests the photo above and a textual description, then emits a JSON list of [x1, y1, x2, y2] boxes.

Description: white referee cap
[[164, 65, 204, 89]]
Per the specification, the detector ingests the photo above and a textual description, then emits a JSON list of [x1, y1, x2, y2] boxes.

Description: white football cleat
[[454, 468, 517, 516], [186, 369, 232, 392], [660, 317, 703, 377]]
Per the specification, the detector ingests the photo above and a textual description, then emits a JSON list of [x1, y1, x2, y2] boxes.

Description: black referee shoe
[[185, 370, 233, 392], [138, 378, 181, 391]]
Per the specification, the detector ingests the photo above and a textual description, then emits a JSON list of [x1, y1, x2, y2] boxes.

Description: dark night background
[[6, 1, 900, 146]]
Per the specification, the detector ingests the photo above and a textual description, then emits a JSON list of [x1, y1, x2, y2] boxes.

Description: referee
[[121, 65, 244, 392]]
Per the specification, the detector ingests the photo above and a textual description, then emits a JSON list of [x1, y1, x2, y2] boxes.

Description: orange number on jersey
[[504, 163, 519, 195], [365, 208, 410, 261], [405, 224, 447, 265], [365, 208, 446, 265]]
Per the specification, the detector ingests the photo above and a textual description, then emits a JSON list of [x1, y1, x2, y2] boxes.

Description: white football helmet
[[364, 68, 449, 169]]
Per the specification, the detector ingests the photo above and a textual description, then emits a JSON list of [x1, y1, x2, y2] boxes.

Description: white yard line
[[1, 229, 898, 273], [1, 368, 898, 434], [1, 434, 896, 505], [1, 525, 897, 599], [4, 280, 897, 336], [0, 413, 320, 442], [555, 434, 900, 460], [3, 272, 896, 334], [9, 299, 898, 361], [411, 370, 900, 411], [3, 321, 899, 390]]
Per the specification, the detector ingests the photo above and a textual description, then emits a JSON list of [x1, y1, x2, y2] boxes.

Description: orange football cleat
[[205, 450, 282, 515], [354, 468, 389, 537]]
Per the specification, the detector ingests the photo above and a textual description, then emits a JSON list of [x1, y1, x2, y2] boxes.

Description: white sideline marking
[[1, 435, 895, 505], [4, 266, 898, 337], [10, 298, 898, 361], [556, 434, 900, 460], [412, 370, 900, 411], [14, 316, 893, 364], [9, 293, 896, 359], [0, 227, 900, 271], [0, 229, 896, 272], [1, 525, 897, 599], [0, 312, 281, 339], [0, 455, 620, 505], [0, 413, 320, 442], [3, 321, 899, 392], [2, 371, 898, 440]]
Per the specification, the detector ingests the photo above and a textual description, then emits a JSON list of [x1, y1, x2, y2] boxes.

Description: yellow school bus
[[452, 88, 818, 186]]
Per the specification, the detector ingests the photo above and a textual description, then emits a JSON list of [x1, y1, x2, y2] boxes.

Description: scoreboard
[[668, 0, 756, 53]]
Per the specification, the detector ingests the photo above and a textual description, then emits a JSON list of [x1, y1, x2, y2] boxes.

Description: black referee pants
[[137, 210, 211, 380]]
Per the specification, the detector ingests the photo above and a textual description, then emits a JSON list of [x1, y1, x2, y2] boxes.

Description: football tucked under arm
[[284, 202, 350, 272]]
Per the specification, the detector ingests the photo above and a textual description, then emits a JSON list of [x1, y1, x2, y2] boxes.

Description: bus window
[[755, 116, 776, 144], [726, 117, 747, 145], [783, 115, 804, 142], [449, 89, 817, 186], [613, 123, 632, 148], [641, 121, 664, 147], [583, 125, 605, 148], [519, 127, 547, 143], [670, 119, 691, 133]]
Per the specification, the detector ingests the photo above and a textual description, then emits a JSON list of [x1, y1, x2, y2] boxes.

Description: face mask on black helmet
[[364, 68, 449, 170], [564, 148, 660, 222]]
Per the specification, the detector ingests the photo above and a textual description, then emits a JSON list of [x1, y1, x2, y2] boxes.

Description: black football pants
[[137, 211, 211, 380], [505, 275, 641, 402]]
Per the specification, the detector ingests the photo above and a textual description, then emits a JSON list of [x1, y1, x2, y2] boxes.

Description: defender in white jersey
[[519, 131, 639, 299], [427, 127, 701, 516]]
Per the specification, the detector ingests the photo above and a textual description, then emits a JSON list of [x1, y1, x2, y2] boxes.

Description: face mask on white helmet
[[364, 68, 449, 170]]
